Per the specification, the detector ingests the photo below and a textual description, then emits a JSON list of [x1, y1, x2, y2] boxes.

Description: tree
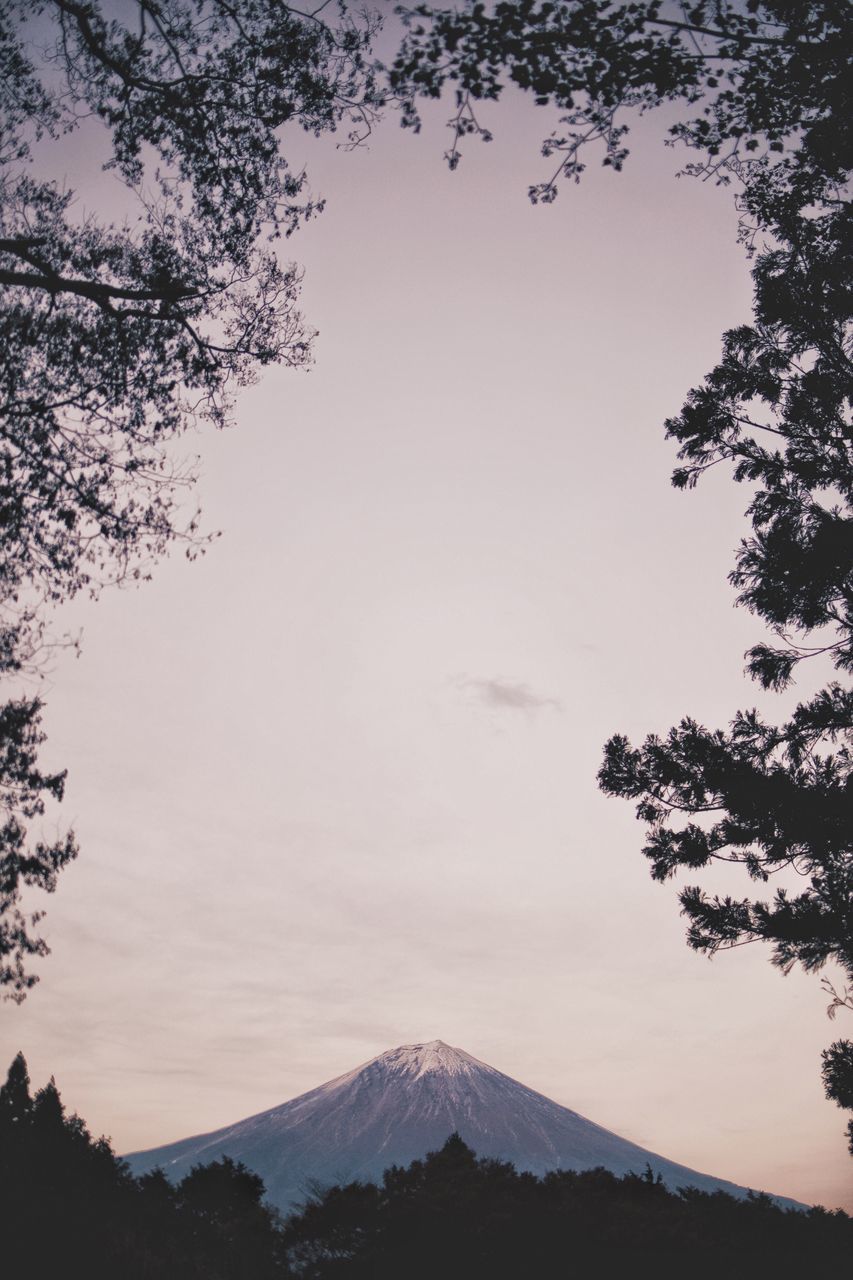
[[597, 173, 852, 1144], [822, 1040, 853, 1152], [388, 3, 852, 1148], [0, 697, 78, 996], [389, 2, 850, 201], [0, 1047, 31, 1125], [179, 1156, 286, 1274], [282, 1133, 853, 1277], [0, 1053, 291, 1277], [0, 0, 381, 996]]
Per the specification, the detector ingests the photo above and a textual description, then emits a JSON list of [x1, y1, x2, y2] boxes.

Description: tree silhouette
[[389, 2, 851, 1149], [389, 2, 849, 201], [3, 1064, 852, 1278], [0, 1053, 290, 1277], [283, 1132, 853, 1278], [0, 1, 381, 996], [0, 1048, 31, 1124]]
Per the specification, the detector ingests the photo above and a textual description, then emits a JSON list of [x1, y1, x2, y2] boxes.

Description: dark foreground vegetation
[[3, 1055, 851, 1280], [1, 1053, 287, 1279]]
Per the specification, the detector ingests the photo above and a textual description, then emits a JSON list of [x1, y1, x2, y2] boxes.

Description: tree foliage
[[0, 1052, 289, 1277], [3, 1064, 850, 1280], [390, 1, 850, 200], [0, 0, 380, 996], [0, 697, 77, 997], [390, 1, 852, 1149], [283, 1132, 853, 1278], [595, 57, 852, 1147]]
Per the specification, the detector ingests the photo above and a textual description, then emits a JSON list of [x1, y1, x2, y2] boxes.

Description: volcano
[[124, 1040, 801, 1211]]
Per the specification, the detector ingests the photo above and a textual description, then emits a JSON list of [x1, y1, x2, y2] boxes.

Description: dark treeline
[[3, 1056, 851, 1280], [1, 1053, 285, 1278]]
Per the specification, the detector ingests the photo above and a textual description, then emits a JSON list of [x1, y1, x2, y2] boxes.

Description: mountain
[[124, 1040, 802, 1212]]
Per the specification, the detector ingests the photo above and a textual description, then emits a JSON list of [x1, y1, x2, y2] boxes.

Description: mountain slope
[[125, 1040, 802, 1211]]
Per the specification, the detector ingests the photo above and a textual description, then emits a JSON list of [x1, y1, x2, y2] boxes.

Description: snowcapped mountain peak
[[374, 1040, 482, 1080], [125, 1040, 804, 1213]]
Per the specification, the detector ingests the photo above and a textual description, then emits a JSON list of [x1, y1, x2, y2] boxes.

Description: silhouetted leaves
[[390, 2, 851, 204], [822, 1041, 853, 1155], [0, 696, 78, 1000]]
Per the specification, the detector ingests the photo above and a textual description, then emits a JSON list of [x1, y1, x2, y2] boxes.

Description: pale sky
[[2, 64, 850, 1212]]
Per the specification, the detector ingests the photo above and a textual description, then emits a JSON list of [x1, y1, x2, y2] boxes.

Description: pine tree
[[0, 1050, 31, 1125]]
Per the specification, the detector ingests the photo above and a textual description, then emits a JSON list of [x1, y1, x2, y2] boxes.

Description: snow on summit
[[124, 1040, 804, 1213], [371, 1040, 483, 1079]]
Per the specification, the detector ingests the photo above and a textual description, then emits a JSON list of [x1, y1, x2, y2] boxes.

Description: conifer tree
[[0, 1049, 31, 1124]]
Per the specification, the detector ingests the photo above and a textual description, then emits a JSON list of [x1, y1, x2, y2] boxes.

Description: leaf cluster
[[668, 199, 851, 691], [599, 685, 852, 964], [821, 1038, 853, 1153], [389, 2, 851, 201], [0, 698, 77, 1000]]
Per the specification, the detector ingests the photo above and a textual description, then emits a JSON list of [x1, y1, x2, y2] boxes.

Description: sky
[[2, 24, 851, 1213]]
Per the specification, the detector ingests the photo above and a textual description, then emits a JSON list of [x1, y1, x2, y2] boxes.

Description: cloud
[[456, 676, 562, 714]]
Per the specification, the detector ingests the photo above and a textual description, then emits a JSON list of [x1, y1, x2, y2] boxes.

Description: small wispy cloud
[[455, 676, 562, 714]]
